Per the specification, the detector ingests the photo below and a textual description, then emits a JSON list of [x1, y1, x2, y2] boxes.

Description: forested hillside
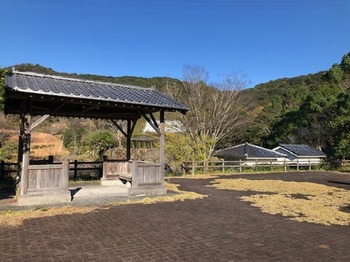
[[8, 63, 182, 92], [237, 52, 350, 163], [1, 52, 350, 168]]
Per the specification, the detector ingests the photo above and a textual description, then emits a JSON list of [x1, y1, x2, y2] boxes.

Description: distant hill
[[6, 56, 349, 150]]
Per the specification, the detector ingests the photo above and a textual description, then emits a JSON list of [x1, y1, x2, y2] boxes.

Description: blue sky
[[1, 0, 349, 87]]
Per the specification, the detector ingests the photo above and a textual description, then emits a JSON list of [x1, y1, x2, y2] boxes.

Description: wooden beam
[[142, 113, 161, 136], [30, 114, 50, 132], [110, 120, 127, 137], [81, 104, 99, 113], [150, 113, 159, 128]]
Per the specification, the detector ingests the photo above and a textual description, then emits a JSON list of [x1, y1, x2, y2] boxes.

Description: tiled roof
[[214, 142, 286, 159], [5, 71, 188, 112], [278, 144, 326, 157]]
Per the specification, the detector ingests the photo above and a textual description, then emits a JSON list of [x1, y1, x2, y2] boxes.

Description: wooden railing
[[132, 161, 162, 187], [0, 161, 17, 181], [102, 160, 163, 187], [26, 161, 69, 194], [0, 158, 103, 181], [183, 159, 324, 175]]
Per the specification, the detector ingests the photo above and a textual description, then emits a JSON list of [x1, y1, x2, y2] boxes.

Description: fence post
[[270, 160, 273, 171], [192, 158, 195, 176], [74, 160, 78, 180], [309, 159, 311, 170], [0, 160, 4, 181], [284, 159, 287, 172], [204, 160, 208, 173], [222, 159, 225, 172], [239, 159, 242, 173], [297, 159, 299, 171]]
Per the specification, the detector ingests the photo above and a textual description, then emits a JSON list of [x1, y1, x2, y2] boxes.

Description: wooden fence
[[183, 159, 324, 175], [1, 158, 327, 182], [0, 159, 103, 181]]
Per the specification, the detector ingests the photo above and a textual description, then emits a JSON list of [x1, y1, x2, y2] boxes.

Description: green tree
[[0, 140, 18, 162], [340, 53, 350, 73], [83, 130, 117, 160], [165, 133, 193, 174], [62, 120, 86, 157], [329, 92, 350, 161], [0, 66, 7, 110], [264, 84, 340, 153]]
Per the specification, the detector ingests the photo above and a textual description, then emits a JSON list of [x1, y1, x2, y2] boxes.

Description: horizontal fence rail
[[0, 158, 104, 181], [182, 159, 324, 175]]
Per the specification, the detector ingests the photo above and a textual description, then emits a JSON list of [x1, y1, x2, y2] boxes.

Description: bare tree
[[172, 65, 251, 161]]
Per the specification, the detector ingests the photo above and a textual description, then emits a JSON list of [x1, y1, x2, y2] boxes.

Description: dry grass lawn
[[209, 178, 350, 226], [0, 182, 206, 227]]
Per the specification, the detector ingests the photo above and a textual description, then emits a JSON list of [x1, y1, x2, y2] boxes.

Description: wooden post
[[222, 159, 225, 172], [255, 159, 257, 171], [270, 160, 273, 171], [239, 159, 242, 173], [131, 160, 139, 188], [74, 160, 78, 180], [20, 114, 31, 195], [126, 120, 132, 161], [61, 160, 69, 190], [0, 160, 4, 181], [284, 159, 287, 172], [159, 110, 165, 179], [17, 134, 24, 178], [297, 159, 299, 171], [192, 155, 195, 176], [309, 159, 311, 170]]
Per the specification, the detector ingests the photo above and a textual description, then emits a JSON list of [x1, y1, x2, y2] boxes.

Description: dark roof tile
[[214, 142, 286, 159], [279, 144, 326, 157], [5, 71, 188, 112]]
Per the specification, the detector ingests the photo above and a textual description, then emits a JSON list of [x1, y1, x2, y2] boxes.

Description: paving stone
[[0, 172, 349, 261]]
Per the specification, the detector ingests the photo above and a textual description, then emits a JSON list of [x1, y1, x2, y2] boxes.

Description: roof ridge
[[10, 70, 156, 91], [248, 143, 287, 156]]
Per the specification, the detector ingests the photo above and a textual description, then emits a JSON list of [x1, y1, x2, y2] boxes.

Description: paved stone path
[[0, 172, 349, 261]]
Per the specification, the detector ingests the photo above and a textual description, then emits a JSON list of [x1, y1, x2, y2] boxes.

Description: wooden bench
[[118, 174, 132, 185]]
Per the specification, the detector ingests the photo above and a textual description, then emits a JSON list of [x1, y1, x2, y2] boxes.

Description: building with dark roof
[[214, 142, 286, 163], [272, 144, 326, 164]]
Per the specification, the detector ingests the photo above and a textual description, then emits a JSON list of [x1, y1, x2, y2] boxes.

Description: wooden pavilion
[[4, 70, 188, 205]]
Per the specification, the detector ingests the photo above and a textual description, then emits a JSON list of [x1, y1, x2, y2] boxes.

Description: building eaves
[[279, 144, 326, 157]]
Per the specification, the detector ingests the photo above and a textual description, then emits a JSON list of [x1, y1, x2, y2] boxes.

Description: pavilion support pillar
[[16, 114, 70, 205], [159, 110, 165, 179], [126, 119, 132, 161], [20, 114, 31, 196]]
